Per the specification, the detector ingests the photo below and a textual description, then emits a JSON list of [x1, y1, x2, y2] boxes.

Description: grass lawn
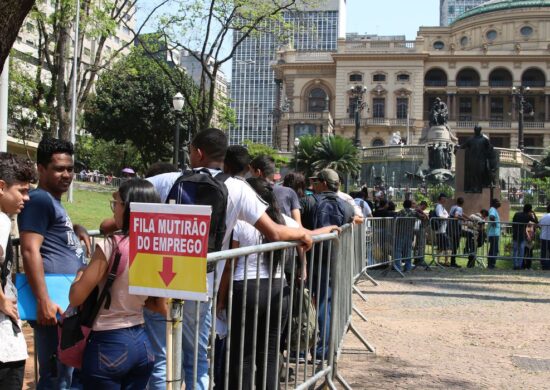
[[62, 188, 112, 231]]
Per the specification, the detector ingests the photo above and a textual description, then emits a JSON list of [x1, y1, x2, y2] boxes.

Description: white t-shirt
[[540, 213, 550, 240], [147, 171, 268, 295], [232, 215, 296, 281], [435, 203, 449, 234], [353, 198, 372, 218], [0, 212, 28, 363], [338, 191, 363, 217]]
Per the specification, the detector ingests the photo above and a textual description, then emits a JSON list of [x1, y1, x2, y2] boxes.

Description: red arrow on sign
[[159, 256, 177, 286]]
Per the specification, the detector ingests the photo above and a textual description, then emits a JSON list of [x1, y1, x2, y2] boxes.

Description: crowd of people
[[3, 128, 550, 389]]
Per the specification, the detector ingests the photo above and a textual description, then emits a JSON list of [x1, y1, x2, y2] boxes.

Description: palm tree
[[291, 135, 322, 177], [312, 136, 361, 179]]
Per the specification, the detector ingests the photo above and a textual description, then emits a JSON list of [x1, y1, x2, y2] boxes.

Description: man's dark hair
[[490, 198, 501, 208], [360, 187, 369, 199], [191, 128, 227, 162], [282, 172, 306, 198], [457, 197, 464, 206], [349, 191, 360, 199], [224, 145, 250, 176], [378, 199, 387, 209], [420, 200, 428, 207], [250, 155, 276, 178], [0, 152, 37, 185], [37, 136, 74, 167], [480, 209, 489, 217], [403, 199, 412, 209], [523, 203, 533, 213], [144, 162, 178, 178], [387, 201, 396, 211]]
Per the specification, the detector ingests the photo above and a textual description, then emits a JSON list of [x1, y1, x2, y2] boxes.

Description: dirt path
[[338, 268, 550, 389]]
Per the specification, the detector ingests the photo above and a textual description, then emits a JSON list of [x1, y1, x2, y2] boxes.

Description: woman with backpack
[[69, 179, 166, 389], [217, 177, 338, 390]]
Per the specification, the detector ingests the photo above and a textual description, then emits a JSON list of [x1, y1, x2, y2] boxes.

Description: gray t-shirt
[[272, 185, 300, 218]]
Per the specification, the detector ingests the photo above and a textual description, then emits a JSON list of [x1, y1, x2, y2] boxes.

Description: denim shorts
[[81, 324, 154, 389]]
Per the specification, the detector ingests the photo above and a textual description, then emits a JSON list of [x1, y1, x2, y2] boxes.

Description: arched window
[[373, 73, 386, 82], [489, 68, 512, 87], [522, 68, 545, 88], [307, 88, 328, 112], [349, 73, 363, 82], [372, 138, 385, 147], [456, 68, 480, 87], [424, 68, 447, 87]]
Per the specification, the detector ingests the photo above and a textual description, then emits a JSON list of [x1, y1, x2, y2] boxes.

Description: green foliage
[[244, 140, 289, 168], [83, 44, 198, 168], [311, 136, 361, 179], [75, 136, 143, 175], [292, 135, 322, 177], [427, 183, 454, 202]]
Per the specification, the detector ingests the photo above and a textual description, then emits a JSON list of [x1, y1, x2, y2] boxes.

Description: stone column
[[545, 94, 549, 121]]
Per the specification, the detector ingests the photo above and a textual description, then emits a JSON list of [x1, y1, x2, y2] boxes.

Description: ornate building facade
[[273, 0, 550, 155]]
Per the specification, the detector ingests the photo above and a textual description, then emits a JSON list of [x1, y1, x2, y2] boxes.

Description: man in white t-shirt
[[0, 153, 36, 388], [146, 128, 312, 390]]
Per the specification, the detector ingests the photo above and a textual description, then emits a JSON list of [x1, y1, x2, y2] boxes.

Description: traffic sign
[[128, 202, 211, 301]]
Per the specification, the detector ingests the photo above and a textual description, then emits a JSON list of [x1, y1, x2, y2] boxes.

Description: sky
[[346, 0, 440, 39]]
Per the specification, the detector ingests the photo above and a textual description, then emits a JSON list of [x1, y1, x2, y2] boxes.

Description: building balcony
[[339, 39, 417, 54], [281, 111, 333, 123], [336, 117, 415, 127], [426, 118, 549, 130]]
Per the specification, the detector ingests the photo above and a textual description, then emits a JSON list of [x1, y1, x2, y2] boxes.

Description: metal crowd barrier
[[428, 218, 550, 269]]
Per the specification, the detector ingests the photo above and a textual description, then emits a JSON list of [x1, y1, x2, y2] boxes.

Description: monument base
[[447, 187, 510, 221]]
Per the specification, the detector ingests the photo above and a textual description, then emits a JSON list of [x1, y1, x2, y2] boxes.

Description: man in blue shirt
[[487, 198, 501, 269], [18, 137, 90, 389]]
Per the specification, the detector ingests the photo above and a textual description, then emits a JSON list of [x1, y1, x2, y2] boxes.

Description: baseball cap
[[311, 168, 340, 186]]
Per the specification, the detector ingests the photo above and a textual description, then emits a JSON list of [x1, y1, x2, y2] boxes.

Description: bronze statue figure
[[459, 125, 498, 193], [429, 97, 448, 126]]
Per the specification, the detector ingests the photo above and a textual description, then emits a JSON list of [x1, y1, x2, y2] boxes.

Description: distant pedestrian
[[449, 197, 470, 268], [464, 209, 488, 268], [539, 204, 550, 270], [487, 198, 501, 269], [434, 193, 450, 266], [394, 200, 419, 272], [512, 204, 537, 270]]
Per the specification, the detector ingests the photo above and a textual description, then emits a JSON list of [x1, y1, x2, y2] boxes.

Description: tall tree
[[0, 0, 35, 71], [83, 45, 197, 167], [138, 0, 317, 136]]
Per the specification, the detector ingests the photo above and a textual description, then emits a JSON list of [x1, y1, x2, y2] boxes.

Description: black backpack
[[312, 193, 350, 229], [166, 169, 230, 272]]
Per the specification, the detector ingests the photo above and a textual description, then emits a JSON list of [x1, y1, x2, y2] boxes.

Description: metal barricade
[[365, 217, 395, 268]]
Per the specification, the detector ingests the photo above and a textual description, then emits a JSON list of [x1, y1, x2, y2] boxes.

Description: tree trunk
[[0, 0, 35, 71]]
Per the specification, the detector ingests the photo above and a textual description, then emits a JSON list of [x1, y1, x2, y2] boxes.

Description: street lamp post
[[350, 85, 367, 147], [512, 85, 533, 152], [172, 92, 185, 167], [294, 137, 300, 171]]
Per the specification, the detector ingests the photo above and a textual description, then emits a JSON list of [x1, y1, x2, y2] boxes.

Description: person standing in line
[[511, 204, 537, 270], [18, 137, 90, 389], [487, 198, 501, 269], [250, 155, 302, 225], [523, 209, 538, 270], [0, 153, 36, 390], [539, 204, 550, 270], [69, 180, 166, 389], [350, 190, 372, 218], [435, 193, 450, 266], [394, 200, 420, 272], [464, 209, 488, 268], [448, 197, 470, 268], [412, 200, 429, 266]]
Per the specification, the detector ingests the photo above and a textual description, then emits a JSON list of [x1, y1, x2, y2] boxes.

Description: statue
[[389, 131, 403, 145], [429, 97, 448, 126], [459, 125, 498, 193], [428, 143, 452, 170]]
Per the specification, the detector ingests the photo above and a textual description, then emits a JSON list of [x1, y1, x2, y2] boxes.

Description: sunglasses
[[109, 199, 125, 212]]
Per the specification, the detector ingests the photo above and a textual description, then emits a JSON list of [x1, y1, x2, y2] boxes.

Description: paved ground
[[338, 268, 550, 389]]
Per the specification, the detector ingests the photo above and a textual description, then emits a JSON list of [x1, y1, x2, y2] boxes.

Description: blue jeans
[[488, 236, 499, 268], [81, 325, 154, 389], [144, 309, 166, 390], [311, 271, 331, 360], [181, 300, 211, 390], [394, 237, 413, 272], [512, 240, 526, 269], [32, 323, 76, 390]]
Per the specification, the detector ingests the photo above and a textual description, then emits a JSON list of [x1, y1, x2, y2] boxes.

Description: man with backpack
[[147, 128, 312, 389], [300, 169, 354, 361]]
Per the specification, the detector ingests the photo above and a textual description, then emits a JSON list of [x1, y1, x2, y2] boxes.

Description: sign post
[[129, 202, 211, 389]]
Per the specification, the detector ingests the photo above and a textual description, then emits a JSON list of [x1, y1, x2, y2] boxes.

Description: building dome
[[453, 0, 550, 23]]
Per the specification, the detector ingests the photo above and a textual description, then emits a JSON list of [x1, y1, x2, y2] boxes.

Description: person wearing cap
[[300, 168, 354, 361]]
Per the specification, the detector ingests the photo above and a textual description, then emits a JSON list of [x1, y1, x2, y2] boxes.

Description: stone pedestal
[[453, 149, 510, 220]]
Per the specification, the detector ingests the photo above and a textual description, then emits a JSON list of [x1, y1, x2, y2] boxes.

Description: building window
[[459, 97, 472, 120], [433, 41, 445, 50], [349, 73, 362, 82], [396, 74, 409, 82], [486, 30, 497, 41], [294, 124, 316, 138], [372, 138, 385, 147], [307, 88, 327, 112], [490, 97, 504, 121], [396, 98, 408, 119], [372, 98, 385, 118], [520, 26, 533, 37], [460, 36, 468, 46], [373, 73, 386, 82]]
